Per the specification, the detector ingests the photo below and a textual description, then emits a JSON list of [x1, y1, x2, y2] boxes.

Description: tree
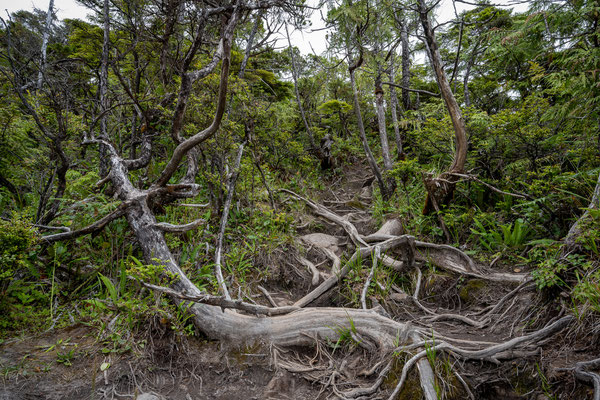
[[417, 0, 468, 215]]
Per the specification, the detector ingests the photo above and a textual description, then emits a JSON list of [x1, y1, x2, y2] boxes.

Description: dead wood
[[153, 218, 205, 233], [388, 316, 573, 399]]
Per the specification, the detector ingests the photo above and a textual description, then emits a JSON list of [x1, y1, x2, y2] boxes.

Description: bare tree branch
[[41, 204, 127, 243], [138, 280, 300, 316], [153, 218, 205, 233]]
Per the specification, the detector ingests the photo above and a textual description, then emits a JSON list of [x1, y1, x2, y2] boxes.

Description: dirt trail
[[0, 323, 318, 400], [1, 161, 588, 399], [0, 164, 378, 400]]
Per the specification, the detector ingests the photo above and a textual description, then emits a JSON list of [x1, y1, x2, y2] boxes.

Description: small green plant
[[56, 348, 77, 366], [572, 270, 600, 315], [328, 315, 361, 353], [535, 363, 555, 399], [471, 215, 531, 251], [500, 218, 531, 247]]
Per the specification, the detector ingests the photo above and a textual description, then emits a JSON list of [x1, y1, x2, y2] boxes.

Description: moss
[[229, 342, 262, 367], [459, 279, 487, 303], [383, 358, 426, 399]]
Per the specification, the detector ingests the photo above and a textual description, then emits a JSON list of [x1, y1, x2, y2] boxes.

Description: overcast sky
[[0, 0, 528, 55]]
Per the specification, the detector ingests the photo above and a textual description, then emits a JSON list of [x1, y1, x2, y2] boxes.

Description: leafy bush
[[0, 219, 38, 293], [0, 219, 47, 332]]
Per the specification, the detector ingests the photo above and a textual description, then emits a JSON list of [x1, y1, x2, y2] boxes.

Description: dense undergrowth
[[1, 1, 600, 398]]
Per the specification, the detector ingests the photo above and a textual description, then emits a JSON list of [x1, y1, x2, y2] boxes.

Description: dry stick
[[293, 236, 413, 307], [177, 203, 210, 208], [297, 255, 320, 285], [153, 218, 205, 233], [213, 141, 246, 300], [388, 316, 573, 400], [257, 285, 279, 307], [474, 280, 533, 319], [454, 370, 476, 400], [285, 23, 316, 150], [361, 246, 381, 310], [280, 189, 368, 247], [252, 150, 276, 210], [41, 204, 127, 243], [138, 280, 299, 316], [320, 247, 341, 275], [342, 359, 394, 399], [423, 174, 452, 242]]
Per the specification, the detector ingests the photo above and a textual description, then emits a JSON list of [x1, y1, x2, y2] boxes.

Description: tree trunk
[[400, 17, 411, 111], [418, 0, 468, 214], [375, 72, 393, 172], [463, 41, 480, 109], [0, 173, 22, 207], [39, 143, 69, 225], [98, 0, 111, 179], [239, 10, 264, 79], [388, 58, 404, 158], [37, 0, 54, 90], [348, 56, 390, 200], [563, 170, 600, 253]]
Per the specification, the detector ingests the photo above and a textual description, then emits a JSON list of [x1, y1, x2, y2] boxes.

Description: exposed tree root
[[559, 357, 600, 400], [387, 316, 573, 399], [284, 190, 528, 283]]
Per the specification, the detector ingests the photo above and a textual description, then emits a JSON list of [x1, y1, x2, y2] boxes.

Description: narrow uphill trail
[[0, 161, 587, 400], [238, 159, 580, 400]]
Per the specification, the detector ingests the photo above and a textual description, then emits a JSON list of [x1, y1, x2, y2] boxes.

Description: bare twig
[[41, 204, 127, 243], [257, 285, 279, 307], [448, 173, 528, 199], [138, 280, 299, 316], [153, 218, 205, 233], [361, 246, 380, 309]]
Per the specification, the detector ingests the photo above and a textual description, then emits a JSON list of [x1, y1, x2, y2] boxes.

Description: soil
[[0, 324, 320, 400], [2, 161, 598, 399]]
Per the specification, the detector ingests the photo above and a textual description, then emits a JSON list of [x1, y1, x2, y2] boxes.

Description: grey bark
[[463, 40, 481, 108], [418, 4, 467, 173], [239, 10, 264, 79], [375, 71, 393, 172], [155, 15, 237, 187], [213, 140, 246, 300], [563, 169, 600, 252], [400, 16, 411, 110], [388, 58, 404, 157], [418, 0, 468, 214], [348, 51, 390, 200], [37, 0, 54, 90]]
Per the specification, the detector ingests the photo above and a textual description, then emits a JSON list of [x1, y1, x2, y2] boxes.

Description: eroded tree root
[[130, 191, 572, 399]]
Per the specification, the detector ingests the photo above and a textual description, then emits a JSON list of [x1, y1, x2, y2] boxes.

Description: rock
[[390, 292, 409, 302], [374, 219, 403, 236], [300, 233, 340, 254], [459, 279, 487, 303]]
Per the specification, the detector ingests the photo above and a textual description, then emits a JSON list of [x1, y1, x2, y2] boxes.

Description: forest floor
[[0, 161, 595, 399]]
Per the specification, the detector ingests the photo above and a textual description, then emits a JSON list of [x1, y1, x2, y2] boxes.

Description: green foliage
[[0, 219, 48, 332], [0, 219, 37, 278], [469, 213, 531, 251]]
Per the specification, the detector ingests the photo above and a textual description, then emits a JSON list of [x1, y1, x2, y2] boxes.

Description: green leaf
[[98, 274, 118, 303]]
